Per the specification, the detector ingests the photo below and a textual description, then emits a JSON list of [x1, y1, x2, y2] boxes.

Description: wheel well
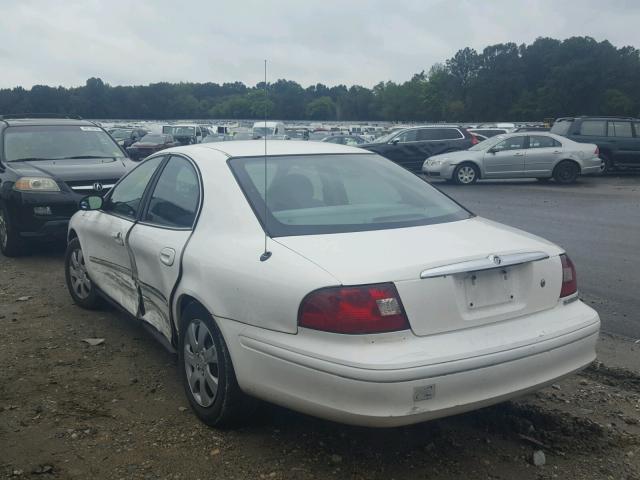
[[553, 159, 580, 172], [176, 294, 207, 331], [68, 229, 78, 243], [455, 161, 481, 178]]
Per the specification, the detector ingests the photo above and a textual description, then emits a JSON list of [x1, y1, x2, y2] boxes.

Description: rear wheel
[[453, 163, 479, 185], [179, 303, 252, 428], [0, 202, 25, 257], [553, 161, 580, 184]]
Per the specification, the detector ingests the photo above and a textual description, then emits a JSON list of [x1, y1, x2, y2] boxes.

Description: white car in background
[[65, 141, 600, 427], [423, 132, 602, 184]]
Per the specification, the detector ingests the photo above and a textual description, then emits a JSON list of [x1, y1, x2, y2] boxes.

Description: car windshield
[[229, 153, 471, 236], [373, 132, 397, 143], [110, 129, 133, 140], [468, 135, 505, 151], [4, 125, 125, 161], [172, 127, 195, 136], [140, 134, 164, 143], [253, 127, 275, 136]]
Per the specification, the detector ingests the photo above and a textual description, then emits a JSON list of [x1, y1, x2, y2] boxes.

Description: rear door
[[82, 156, 165, 315], [483, 136, 526, 177], [607, 120, 637, 165], [127, 155, 201, 342], [524, 135, 563, 176]]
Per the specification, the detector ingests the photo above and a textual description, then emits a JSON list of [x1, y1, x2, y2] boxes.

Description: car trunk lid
[[275, 217, 564, 336]]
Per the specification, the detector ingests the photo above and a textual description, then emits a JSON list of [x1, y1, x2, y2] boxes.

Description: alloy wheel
[[68, 247, 92, 299], [184, 319, 219, 407], [457, 165, 476, 184]]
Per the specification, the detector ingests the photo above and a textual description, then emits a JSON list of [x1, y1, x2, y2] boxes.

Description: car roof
[[1, 118, 99, 127], [167, 140, 367, 159]]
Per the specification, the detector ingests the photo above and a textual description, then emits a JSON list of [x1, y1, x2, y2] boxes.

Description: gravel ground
[[1, 251, 639, 480]]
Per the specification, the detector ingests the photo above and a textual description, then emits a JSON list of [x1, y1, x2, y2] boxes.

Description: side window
[[144, 156, 200, 228], [608, 121, 633, 138], [395, 129, 418, 143], [528, 136, 561, 148], [579, 120, 606, 136], [634, 122, 640, 137], [105, 156, 164, 219], [493, 136, 526, 152], [420, 128, 463, 141]]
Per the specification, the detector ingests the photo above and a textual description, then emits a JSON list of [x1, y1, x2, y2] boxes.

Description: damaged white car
[[65, 141, 600, 427]]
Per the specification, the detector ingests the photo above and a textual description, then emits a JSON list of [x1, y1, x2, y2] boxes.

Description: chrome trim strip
[[88, 256, 132, 275], [420, 251, 550, 279], [71, 184, 115, 191]]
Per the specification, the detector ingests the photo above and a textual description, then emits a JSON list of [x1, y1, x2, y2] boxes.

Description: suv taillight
[[299, 283, 409, 334], [470, 134, 479, 145], [560, 254, 577, 298]]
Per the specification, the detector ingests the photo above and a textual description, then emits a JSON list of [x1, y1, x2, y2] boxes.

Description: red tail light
[[594, 146, 599, 155], [560, 254, 577, 298], [299, 283, 410, 334], [470, 134, 479, 145]]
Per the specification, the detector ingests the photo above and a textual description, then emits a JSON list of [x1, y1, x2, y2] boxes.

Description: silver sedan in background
[[423, 132, 603, 185]]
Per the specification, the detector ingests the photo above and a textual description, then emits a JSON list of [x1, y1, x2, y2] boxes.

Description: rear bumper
[[220, 300, 600, 427], [581, 156, 604, 175]]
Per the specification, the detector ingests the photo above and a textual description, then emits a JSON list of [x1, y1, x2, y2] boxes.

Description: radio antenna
[[260, 59, 272, 262]]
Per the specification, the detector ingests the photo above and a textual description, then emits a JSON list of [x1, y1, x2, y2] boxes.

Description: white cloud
[[1, 0, 638, 88]]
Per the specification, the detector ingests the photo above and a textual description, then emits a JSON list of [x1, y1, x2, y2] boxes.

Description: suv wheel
[[553, 161, 580, 184], [65, 238, 102, 309], [179, 303, 252, 427], [453, 163, 479, 185], [0, 203, 25, 257]]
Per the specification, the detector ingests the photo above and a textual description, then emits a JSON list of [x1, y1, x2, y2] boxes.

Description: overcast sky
[[1, 0, 639, 90]]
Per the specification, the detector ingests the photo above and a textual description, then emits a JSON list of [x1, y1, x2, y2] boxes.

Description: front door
[[128, 155, 201, 342], [483, 136, 526, 177], [82, 156, 165, 315], [524, 135, 563, 176], [607, 120, 637, 166]]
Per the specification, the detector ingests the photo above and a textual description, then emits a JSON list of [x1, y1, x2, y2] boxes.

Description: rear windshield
[[229, 153, 471, 236], [4, 125, 125, 162], [550, 120, 573, 136]]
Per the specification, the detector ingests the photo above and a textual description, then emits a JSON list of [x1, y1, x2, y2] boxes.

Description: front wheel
[[453, 163, 479, 185], [179, 303, 252, 427], [65, 237, 102, 309], [553, 161, 580, 184], [0, 202, 25, 257]]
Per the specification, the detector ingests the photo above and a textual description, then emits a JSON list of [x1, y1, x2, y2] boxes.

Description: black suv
[[551, 117, 640, 172], [361, 125, 477, 172], [0, 116, 135, 256]]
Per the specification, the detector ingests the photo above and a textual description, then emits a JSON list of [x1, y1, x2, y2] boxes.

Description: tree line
[[1, 36, 639, 122]]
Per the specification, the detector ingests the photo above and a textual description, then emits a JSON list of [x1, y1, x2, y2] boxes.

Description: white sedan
[[423, 132, 603, 184], [65, 141, 600, 427]]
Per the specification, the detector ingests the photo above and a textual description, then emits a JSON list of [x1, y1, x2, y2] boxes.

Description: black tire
[[0, 202, 25, 257], [599, 153, 612, 175], [452, 162, 479, 185], [553, 160, 580, 184], [64, 237, 102, 309], [179, 302, 252, 428]]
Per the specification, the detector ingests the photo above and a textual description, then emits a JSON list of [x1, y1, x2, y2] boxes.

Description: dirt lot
[[1, 251, 640, 480]]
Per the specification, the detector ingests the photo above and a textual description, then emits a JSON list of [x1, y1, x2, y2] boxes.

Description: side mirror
[[79, 195, 103, 211], [390, 138, 400, 145], [488, 148, 497, 154]]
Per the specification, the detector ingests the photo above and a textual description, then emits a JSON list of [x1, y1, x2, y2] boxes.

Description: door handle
[[111, 231, 124, 245], [159, 247, 176, 266]]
